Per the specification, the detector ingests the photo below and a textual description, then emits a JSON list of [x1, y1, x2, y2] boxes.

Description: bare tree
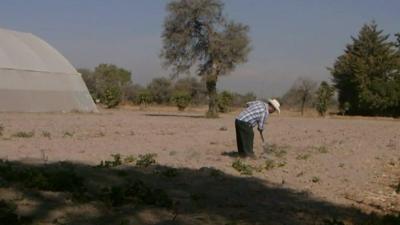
[[282, 77, 317, 116]]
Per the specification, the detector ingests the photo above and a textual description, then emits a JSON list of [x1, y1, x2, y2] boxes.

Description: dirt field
[[0, 106, 399, 225]]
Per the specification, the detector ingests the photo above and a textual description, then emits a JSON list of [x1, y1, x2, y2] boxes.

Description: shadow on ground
[[145, 113, 205, 119], [0, 159, 398, 225], [221, 151, 241, 158]]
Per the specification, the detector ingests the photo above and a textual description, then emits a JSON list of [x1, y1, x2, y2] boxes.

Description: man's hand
[[258, 128, 264, 143]]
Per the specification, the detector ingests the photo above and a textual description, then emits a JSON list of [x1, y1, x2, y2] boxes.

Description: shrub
[[171, 91, 191, 111], [137, 89, 153, 107], [296, 153, 311, 160], [98, 154, 123, 168], [147, 77, 173, 104], [315, 81, 334, 116], [316, 146, 329, 153], [63, 131, 74, 137], [263, 143, 289, 158], [174, 77, 208, 105], [41, 131, 51, 139], [123, 155, 136, 164], [102, 85, 122, 108], [311, 176, 320, 183], [217, 91, 234, 113], [136, 154, 157, 168], [232, 159, 253, 175], [12, 131, 34, 138], [264, 159, 275, 170]]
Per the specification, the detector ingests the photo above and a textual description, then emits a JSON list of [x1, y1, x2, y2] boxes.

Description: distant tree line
[[79, 64, 256, 112], [81, 21, 399, 117]]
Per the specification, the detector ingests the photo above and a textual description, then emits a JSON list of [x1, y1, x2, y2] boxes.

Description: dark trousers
[[235, 119, 254, 156]]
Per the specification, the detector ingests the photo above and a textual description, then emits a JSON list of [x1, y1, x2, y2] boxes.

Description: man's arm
[[258, 111, 267, 131]]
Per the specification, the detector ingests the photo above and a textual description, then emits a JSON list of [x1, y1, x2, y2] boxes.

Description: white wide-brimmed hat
[[267, 99, 280, 114]]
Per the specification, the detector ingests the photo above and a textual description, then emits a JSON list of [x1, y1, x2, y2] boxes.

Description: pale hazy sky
[[0, 0, 399, 98]]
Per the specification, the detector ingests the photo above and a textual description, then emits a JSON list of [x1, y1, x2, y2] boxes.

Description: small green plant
[[42, 131, 51, 139], [171, 90, 191, 111], [264, 143, 289, 158], [12, 131, 34, 138], [316, 146, 329, 153], [136, 153, 157, 168], [123, 155, 136, 164], [296, 153, 311, 160], [232, 159, 253, 175], [63, 131, 74, 137], [98, 154, 123, 168], [277, 161, 287, 168], [264, 159, 275, 170], [296, 171, 304, 177], [311, 176, 320, 183]]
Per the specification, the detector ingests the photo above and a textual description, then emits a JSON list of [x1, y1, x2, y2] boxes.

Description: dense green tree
[[315, 81, 334, 116], [161, 0, 251, 117], [79, 65, 133, 108], [94, 64, 132, 108], [147, 77, 173, 104], [330, 22, 400, 116]]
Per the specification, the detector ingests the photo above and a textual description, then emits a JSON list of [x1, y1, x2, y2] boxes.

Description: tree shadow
[[145, 113, 205, 119], [0, 160, 398, 225]]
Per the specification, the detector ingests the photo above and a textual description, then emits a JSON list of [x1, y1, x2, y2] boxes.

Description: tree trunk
[[301, 96, 306, 116], [206, 75, 218, 118]]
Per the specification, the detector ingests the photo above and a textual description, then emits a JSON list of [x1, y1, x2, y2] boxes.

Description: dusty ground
[[0, 106, 399, 225]]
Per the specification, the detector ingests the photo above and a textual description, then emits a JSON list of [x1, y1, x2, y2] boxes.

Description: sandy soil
[[0, 106, 399, 224]]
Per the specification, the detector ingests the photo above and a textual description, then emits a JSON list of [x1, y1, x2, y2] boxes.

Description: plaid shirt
[[236, 101, 269, 130]]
